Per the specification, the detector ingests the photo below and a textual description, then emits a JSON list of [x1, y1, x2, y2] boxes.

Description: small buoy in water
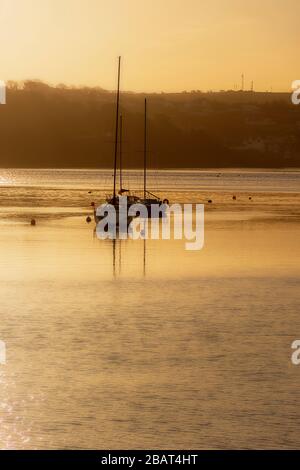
[[30, 219, 36, 226], [208, 199, 213, 204], [249, 196, 252, 200], [88, 191, 92, 194], [86, 216, 92, 223], [232, 195, 237, 200]]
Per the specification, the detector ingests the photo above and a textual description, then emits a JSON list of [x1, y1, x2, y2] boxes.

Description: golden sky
[[0, 0, 298, 92]]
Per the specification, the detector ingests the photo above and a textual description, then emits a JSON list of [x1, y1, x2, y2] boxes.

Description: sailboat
[[93, 57, 138, 226], [140, 98, 168, 216]]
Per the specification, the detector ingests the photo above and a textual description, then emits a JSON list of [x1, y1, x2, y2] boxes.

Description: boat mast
[[143, 98, 147, 200], [113, 56, 121, 203], [119, 113, 123, 192]]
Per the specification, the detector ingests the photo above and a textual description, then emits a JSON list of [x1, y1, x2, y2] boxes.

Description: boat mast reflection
[[95, 222, 148, 278]]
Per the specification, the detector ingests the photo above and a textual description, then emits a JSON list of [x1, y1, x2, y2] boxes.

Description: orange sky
[[0, 0, 298, 92]]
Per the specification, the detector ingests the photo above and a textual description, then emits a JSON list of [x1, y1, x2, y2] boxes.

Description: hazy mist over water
[[0, 169, 299, 449]]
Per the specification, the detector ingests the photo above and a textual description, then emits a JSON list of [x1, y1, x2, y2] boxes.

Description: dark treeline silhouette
[[0, 80, 299, 168]]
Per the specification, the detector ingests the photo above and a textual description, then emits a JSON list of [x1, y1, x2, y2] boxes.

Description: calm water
[[0, 169, 300, 449]]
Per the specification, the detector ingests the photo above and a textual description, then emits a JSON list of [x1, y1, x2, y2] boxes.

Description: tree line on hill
[[0, 80, 299, 168]]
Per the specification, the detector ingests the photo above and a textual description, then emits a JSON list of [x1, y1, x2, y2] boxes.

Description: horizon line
[[4, 79, 293, 95]]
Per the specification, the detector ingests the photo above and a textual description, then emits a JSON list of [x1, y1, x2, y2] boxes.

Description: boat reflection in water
[[94, 219, 149, 278]]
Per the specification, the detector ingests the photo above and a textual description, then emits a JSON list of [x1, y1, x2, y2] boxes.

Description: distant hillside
[[0, 80, 299, 168]]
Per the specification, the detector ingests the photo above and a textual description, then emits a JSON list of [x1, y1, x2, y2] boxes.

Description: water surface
[[0, 169, 299, 449]]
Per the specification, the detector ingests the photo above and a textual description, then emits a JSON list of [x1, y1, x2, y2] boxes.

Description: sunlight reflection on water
[[0, 169, 299, 449]]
